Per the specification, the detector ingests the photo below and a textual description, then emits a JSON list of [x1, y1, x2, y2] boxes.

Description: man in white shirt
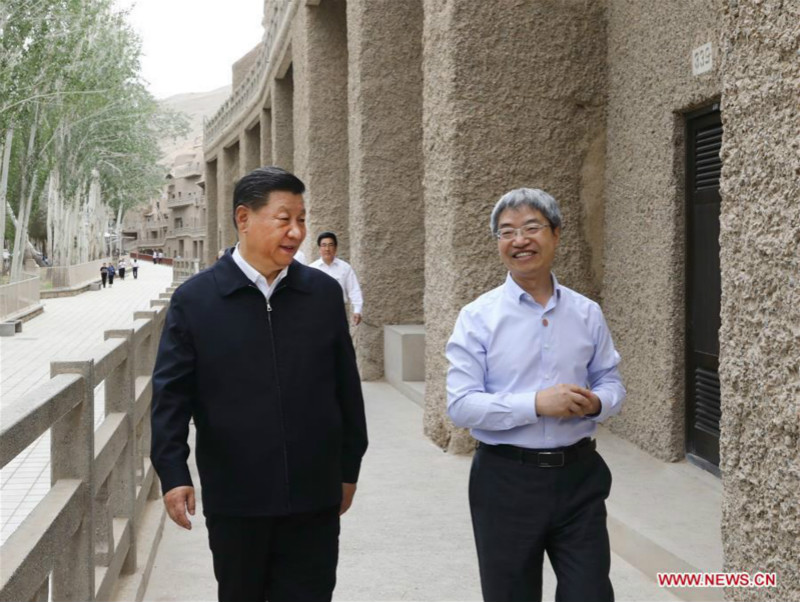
[[309, 231, 363, 325]]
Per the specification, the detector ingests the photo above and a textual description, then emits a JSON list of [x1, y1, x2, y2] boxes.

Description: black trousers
[[206, 505, 340, 602], [469, 445, 613, 602]]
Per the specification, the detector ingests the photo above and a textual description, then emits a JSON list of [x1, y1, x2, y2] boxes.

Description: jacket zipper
[[252, 283, 292, 513]]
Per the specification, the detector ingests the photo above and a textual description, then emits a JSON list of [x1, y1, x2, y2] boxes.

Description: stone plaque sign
[[692, 42, 713, 76]]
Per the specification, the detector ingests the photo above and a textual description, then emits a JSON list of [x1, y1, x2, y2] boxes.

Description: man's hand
[[340, 482, 357, 516], [352, 313, 362, 326], [164, 485, 195, 529], [577, 388, 602, 416], [535, 384, 601, 418]]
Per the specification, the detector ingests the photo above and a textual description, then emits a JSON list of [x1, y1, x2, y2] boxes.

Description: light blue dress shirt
[[446, 273, 625, 449]]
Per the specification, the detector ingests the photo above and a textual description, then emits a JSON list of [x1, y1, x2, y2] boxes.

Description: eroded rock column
[[260, 108, 272, 166], [347, 0, 425, 380], [204, 159, 218, 264], [271, 70, 294, 172], [718, 2, 800, 598], [421, 0, 606, 451], [292, 0, 349, 260], [241, 122, 262, 174], [219, 142, 239, 250]]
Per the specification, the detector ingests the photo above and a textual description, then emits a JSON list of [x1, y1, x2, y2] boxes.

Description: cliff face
[[157, 85, 232, 166]]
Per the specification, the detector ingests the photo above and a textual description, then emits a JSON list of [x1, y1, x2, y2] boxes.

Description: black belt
[[478, 437, 596, 468]]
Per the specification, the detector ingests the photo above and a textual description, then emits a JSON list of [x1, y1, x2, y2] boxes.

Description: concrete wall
[[292, 0, 350, 261], [260, 108, 272, 166], [272, 68, 295, 172], [204, 160, 218, 265], [717, 1, 800, 598], [241, 122, 262, 175], [219, 143, 239, 250], [347, 0, 425, 380], [602, 0, 722, 461], [421, 0, 607, 452], [232, 44, 262, 91]]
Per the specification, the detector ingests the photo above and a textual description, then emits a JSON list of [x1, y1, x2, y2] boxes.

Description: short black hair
[[232, 166, 305, 227], [317, 231, 338, 247]]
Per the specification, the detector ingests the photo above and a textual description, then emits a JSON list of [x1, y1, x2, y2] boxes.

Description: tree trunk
[[0, 127, 13, 265], [10, 172, 38, 281], [4, 200, 42, 260], [115, 203, 123, 256], [10, 107, 39, 282]]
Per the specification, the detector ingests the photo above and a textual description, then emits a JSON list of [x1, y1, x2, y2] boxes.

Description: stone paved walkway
[[0, 263, 174, 544], [145, 383, 680, 602]]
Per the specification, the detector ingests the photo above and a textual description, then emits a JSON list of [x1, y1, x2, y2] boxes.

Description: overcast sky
[[114, 0, 265, 99]]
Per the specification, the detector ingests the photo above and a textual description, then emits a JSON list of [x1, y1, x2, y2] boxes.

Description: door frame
[[684, 102, 722, 477]]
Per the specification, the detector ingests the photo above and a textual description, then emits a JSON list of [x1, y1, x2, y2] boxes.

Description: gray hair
[[489, 188, 562, 235]]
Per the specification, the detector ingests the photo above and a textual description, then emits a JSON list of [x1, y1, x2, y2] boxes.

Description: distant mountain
[[157, 85, 231, 167]]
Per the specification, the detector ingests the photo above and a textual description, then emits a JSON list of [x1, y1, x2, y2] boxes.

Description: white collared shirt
[[232, 244, 289, 302], [309, 257, 363, 313]]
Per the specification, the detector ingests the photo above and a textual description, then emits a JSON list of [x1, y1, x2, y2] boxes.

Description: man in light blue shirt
[[446, 188, 625, 602]]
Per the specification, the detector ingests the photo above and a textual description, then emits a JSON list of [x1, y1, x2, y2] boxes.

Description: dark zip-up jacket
[[150, 251, 368, 516]]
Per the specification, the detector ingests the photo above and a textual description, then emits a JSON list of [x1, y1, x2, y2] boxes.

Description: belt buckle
[[537, 451, 564, 468]]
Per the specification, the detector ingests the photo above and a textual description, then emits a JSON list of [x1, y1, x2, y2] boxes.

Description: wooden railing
[[0, 289, 175, 601]]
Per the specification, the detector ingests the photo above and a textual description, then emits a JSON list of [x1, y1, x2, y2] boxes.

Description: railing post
[[133, 310, 158, 499], [133, 311, 159, 377], [50, 359, 95, 602], [104, 329, 137, 575], [93, 480, 113, 567]]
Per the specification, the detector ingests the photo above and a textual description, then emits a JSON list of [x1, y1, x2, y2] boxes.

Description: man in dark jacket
[[151, 166, 368, 602]]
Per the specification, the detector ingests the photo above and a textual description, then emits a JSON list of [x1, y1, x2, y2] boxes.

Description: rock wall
[[717, 1, 800, 598], [603, 0, 722, 459], [347, 0, 425, 380], [421, 0, 607, 451], [292, 0, 350, 261]]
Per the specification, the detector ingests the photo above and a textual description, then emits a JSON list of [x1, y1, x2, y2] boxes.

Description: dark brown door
[[686, 105, 722, 473]]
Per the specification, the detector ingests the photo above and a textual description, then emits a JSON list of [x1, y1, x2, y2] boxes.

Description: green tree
[[0, 0, 187, 278]]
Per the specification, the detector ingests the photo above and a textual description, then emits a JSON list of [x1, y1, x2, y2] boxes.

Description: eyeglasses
[[319, 242, 336, 248], [495, 223, 551, 241]]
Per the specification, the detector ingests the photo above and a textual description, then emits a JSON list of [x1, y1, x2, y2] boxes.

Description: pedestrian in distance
[[119, 258, 126, 280], [309, 231, 364, 326], [107, 263, 115, 286], [446, 187, 626, 602], [132, 258, 139, 279], [100, 263, 108, 288], [151, 166, 368, 602]]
